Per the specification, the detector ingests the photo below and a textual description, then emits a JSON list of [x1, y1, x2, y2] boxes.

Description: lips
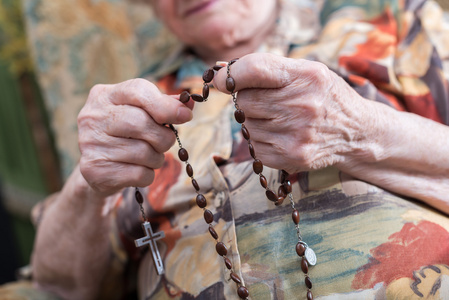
[[181, 0, 218, 17]]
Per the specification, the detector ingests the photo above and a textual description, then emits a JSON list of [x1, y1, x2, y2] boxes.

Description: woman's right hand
[[77, 78, 193, 197]]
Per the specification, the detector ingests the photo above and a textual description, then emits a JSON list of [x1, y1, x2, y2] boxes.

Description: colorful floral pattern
[[107, 1, 449, 299], [8, 0, 449, 299]]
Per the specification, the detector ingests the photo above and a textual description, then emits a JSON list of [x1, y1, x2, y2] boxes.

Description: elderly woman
[[19, 0, 449, 299]]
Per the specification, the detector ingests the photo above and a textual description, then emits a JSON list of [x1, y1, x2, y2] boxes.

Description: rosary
[[133, 59, 316, 300]]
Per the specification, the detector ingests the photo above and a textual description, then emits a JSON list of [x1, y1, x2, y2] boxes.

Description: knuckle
[[123, 78, 155, 98], [77, 101, 92, 125], [304, 103, 321, 120], [113, 78, 147, 103], [246, 53, 271, 79], [124, 85, 143, 103], [310, 62, 332, 86], [293, 144, 315, 169], [78, 132, 100, 156], [247, 53, 292, 86], [77, 119, 100, 150], [88, 84, 105, 100], [127, 77, 148, 86], [77, 110, 94, 129]]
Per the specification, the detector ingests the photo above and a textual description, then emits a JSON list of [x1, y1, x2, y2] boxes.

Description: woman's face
[[151, 0, 278, 56]]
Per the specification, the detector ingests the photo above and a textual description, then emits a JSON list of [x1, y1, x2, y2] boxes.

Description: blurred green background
[[0, 0, 61, 283]]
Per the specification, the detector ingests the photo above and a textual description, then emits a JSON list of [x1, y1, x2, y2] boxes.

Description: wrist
[[334, 98, 393, 171], [62, 164, 110, 212]]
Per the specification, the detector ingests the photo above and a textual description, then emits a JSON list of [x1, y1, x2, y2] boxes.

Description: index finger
[[110, 78, 193, 125], [212, 53, 309, 93]]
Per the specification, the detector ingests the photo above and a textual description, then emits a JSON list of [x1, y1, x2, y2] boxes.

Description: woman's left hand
[[213, 53, 381, 174], [213, 53, 449, 213]]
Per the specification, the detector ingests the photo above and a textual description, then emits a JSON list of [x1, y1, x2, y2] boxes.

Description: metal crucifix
[[135, 221, 165, 275]]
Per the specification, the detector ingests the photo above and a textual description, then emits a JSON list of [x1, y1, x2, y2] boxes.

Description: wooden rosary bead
[[248, 143, 256, 159], [252, 159, 263, 174], [234, 109, 246, 123], [301, 257, 309, 274], [224, 257, 233, 269], [226, 77, 236, 92], [230, 272, 241, 284], [292, 209, 300, 225], [196, 194, 207, 208], [283, 180, 292, 193], [192, 179, 200, 191], [241, 124, 250, 140], [280, 170, 288, 183], [275, 196, 285, 206], [237, 286, 249, 299], [186, 163, 194, 177], [143, 62, 319, 300], [209, 226, 219, 240], [278, 185, 287, 199], [216, 242, 228, 256], [296, 242, 306, 256], [305, 276, 313, 289], [135, 190, 144, 204], [259, 175, 268, 188], [191, 93, 204, 102], [265, 189, 277, 202], [204, 209, 214, 224], [180, 91, 190, 103], [203, 68, 215, 83], [178, 148, 189, 161], [202, 84, 210, 99], [307, 290, 313, 300]]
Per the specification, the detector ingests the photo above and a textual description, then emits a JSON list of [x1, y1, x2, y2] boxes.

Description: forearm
[[337, 100, 449, 214], [32, 165, 116, 300]]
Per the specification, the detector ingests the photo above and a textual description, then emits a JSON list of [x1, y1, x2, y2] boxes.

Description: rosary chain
[[226, 60, 314, 300], [168, 123, 250, 299], [135, 187, 147, 222], [134, 59, 315, 300]]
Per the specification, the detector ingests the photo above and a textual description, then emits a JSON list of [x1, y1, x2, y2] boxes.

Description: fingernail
[[216, 61, 228, 67], [176, 106, 193, 123]]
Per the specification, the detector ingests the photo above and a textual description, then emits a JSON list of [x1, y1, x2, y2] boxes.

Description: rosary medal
[[305, 247, 317, 266]]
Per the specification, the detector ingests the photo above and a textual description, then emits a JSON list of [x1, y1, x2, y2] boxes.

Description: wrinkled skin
[[77, 79, 193, 196], [213, 54, 370, 173], [31, 2, 449, 300], [212, 53, 449, 208]]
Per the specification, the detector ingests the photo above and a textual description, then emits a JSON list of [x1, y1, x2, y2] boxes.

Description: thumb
[[212, 53, 307, 93], [110, 78, 193, 125]]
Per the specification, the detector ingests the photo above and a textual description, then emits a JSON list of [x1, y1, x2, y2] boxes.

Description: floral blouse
[[104, 0, 449, 299]]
